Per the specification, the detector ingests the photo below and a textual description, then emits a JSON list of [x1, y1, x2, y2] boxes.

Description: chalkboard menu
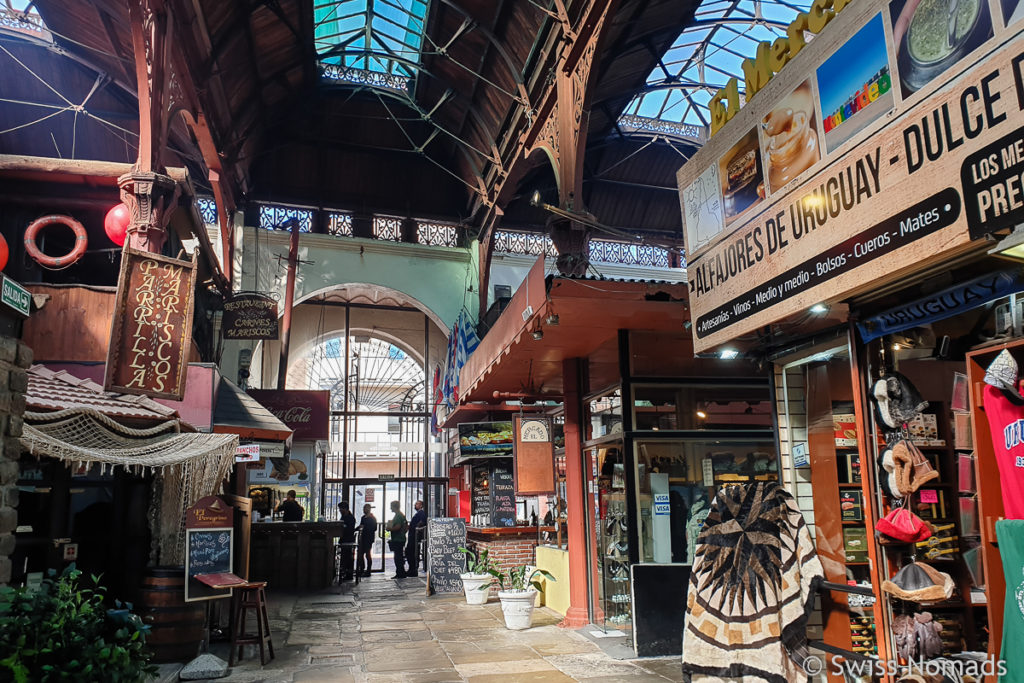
[[472, 466, 491, 525], [185, 527, 233, 602], [426, 518, 467, 594], [492, 467, 516, 528]]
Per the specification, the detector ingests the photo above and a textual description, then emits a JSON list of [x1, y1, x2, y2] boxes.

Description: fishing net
[[20, 408, 238, 565]]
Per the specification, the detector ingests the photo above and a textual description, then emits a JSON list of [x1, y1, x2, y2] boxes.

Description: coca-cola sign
[[248, 390, 329, 441]]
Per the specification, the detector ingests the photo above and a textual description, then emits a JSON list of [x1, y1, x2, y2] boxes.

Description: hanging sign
[[678, 3, 1024, 353], [104, 248, 197, 400], [248, 390, 329, 440], [235, 443, 261, 463], [513, 415, 555, 496], [1, 276, 31, 317], [222, 293, 278, 340]]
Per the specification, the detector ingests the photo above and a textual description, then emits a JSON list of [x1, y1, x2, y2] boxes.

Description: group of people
[[337, 499, 427, 579]]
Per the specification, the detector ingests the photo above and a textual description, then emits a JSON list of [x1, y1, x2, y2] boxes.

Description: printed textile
[[681, 482, 823, 683], [996, 520, 1024, 683]]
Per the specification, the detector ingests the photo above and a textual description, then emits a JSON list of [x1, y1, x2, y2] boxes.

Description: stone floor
[[174, 573, 684, 682]]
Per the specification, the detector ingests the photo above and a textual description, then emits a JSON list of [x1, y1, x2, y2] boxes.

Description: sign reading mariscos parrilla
[[222, 293, 278, 340], [105, 248, 197, 399], [678, 0, 1024, 353]]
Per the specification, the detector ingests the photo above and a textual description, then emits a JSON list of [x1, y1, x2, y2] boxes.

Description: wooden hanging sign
[[104, 248, 197, 400], [513, 415, 555, 496], [222, 292, 278, 340]]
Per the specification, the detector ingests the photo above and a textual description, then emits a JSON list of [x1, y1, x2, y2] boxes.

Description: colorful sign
[[104, 249, 197, 399], [1, 275, 31, 317], [235, 443, 261, 463], [456, 421, 514, 462], [678, 2, 1024, 353], [222, 293, 278, 340], [247, 389, 329, 441]]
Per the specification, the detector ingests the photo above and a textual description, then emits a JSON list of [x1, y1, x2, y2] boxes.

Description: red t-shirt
[[983, 384, 1024, 520]]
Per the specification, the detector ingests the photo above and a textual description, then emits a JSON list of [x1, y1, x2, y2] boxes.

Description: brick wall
[[0, 335, 30, 585], [466, 535, 539, 594]]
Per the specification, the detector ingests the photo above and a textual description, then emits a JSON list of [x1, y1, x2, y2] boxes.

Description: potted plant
[[458, 547, 495, 605], [486, 564, 556, 630]]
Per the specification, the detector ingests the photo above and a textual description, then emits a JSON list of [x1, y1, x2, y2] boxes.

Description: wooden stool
[[229, 581, 274, 666]]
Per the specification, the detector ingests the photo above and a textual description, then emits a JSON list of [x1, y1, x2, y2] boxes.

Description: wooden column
[[560, 357, 590, 628]]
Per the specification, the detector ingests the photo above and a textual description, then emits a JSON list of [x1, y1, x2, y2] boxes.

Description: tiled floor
[[173, 573, 684, 682]]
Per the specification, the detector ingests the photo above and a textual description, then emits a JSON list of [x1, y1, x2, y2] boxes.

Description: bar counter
[[249, 522, 343, 590]]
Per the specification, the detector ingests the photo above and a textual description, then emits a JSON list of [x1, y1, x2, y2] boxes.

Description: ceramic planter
[[497, 589, 538, 630], [460, 573, 491, 605]]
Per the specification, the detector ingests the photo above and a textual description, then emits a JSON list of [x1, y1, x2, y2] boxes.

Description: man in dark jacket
[[356, 503, 377, 577], [405, 500, 427, 578], [338, 502, 357, 580]]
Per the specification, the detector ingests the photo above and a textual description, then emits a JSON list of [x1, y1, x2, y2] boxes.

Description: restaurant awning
[[459, 257, 690, 403], [212, 376, 292, 442]]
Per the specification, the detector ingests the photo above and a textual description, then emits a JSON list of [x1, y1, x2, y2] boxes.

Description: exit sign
[[1, 276, 30, 317], [377, 474, 395, 481]]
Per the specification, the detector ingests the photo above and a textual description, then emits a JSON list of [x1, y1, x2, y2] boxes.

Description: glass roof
[[621, 0, 812, 128], [314, 0, 429, 79]]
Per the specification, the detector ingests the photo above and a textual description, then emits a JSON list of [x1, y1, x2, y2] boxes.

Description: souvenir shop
[[670, 0, 1024, 679]]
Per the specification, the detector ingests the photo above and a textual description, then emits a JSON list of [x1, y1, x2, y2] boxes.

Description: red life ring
[[24, 214, 89, 268]]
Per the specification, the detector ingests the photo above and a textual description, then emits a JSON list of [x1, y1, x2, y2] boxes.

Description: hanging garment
[[685, 497, 711, 565], [982, 384, 1024, 519], [996, 520, 1024, 683], [681, 482, 824, 683]]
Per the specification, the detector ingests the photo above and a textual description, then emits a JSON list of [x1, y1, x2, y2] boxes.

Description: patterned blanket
[[681, 482, 823, 683]]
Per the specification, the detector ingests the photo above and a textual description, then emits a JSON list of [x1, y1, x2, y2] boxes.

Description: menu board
[[426, 518, 467, 594], [185, 527, 233, 602], [472, 466, 491, 524], [492, 467, 516, 528]]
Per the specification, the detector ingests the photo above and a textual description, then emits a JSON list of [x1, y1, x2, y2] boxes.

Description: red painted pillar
[[560, 357, 591, 628]]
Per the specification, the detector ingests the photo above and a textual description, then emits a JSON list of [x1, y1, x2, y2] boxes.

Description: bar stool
[[229, 581, 274, 666]]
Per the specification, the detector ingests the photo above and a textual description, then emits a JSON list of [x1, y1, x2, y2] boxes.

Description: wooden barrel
[[137, 567, 206, 663]]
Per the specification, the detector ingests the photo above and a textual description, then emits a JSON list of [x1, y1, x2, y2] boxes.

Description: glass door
[[347, 481, 386, 572]]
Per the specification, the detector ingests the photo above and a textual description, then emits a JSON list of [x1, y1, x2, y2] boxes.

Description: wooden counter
[[249, 522, 343, 590], [467, 526, 555, 541]]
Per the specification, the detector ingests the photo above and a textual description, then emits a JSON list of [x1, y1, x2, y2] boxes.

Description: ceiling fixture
[[545, 313, 560, 326], [990, 225, 1024, 261], [696, 410, 708, 419], [809, 303, 829, 314], [719, 349, 739, 360], [532, 327, 544, 341]]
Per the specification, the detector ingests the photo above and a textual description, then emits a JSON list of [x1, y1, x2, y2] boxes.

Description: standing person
[[338, 502, 357, 581], [387, 500, 408, 579], [356, 503, 377, 577], [275, 490, 304, 521], [405, 500, 427, 578]]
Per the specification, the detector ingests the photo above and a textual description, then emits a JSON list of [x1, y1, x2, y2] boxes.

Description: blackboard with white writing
[[426, 518, 467, 595], [185, 527, 233, 602], [492, 467, 516, 528]]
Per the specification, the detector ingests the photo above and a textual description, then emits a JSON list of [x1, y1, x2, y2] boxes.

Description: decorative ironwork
[[0, 5, 48, 38], [493, 231, 557, 257], [416, 221, 458, 247], [258, 203, 313, 232], [373, 216, 402, 241], [321, 63, 410, 92], [196, 197, 217, 225], [327, 212, 353, 236], [589, 239, 671, 268], [617, 115, 707, 143]]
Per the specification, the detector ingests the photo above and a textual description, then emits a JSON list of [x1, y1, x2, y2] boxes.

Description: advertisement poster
[[247, 450, 310, 484], [760, 79, 821, 195], [816, 14, 895, 152], [719, 128, 765, 225], [889, 0, 993, 97], [457, 422, 513, 461], [682, 164, 725, 254]]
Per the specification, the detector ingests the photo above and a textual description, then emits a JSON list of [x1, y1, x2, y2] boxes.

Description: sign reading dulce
[[222, 293, 278, 340], [679, 18, 1024, 353], [105, 248, 197, 400]]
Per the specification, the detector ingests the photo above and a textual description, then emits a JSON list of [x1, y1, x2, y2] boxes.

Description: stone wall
[[0, 335, 30, 585]]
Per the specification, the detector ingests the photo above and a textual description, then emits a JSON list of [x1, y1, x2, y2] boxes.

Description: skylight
[[314, 0, 429, 81], [621, 0, 812, 128]]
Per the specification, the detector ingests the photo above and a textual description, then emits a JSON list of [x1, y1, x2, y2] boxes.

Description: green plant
[[485, 565, 556, 592], [0, 565, 157, 683], [458, 547, 495, 575]]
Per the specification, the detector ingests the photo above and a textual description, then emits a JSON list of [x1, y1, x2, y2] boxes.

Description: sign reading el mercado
[[105, 248, 197, 399], [678, 0, 1024, 353], [222, 293, 278, 340]]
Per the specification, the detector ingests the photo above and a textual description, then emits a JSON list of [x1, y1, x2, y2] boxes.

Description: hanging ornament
[[103, 203, 130, 246], [0, 233, 8, 272]]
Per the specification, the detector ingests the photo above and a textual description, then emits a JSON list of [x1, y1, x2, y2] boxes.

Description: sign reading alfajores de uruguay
[[677, 0, 1024, 353]]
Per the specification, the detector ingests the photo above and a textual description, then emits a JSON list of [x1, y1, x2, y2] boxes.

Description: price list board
[[426, 518, 467, 595]]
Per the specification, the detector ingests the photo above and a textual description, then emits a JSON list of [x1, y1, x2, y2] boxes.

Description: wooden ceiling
[[17, 0, 698, 236]]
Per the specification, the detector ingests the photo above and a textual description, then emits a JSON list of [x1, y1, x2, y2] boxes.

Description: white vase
[[460, 573, 491, 605], [498, 589, 538, 630]]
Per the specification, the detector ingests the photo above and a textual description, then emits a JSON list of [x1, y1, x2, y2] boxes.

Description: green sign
[[1, 276, 30, 317]]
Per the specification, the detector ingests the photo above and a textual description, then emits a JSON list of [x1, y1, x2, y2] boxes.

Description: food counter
[[249, 522, 343, 590]]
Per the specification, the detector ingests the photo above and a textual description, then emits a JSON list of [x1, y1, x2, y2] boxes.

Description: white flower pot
[[498, 589, 538, 630], [460, 573, 492, 605]]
